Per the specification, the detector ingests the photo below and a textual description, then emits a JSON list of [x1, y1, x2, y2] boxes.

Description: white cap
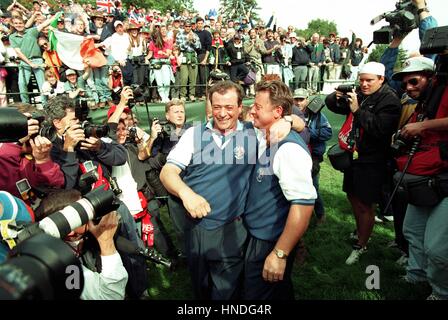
[[114, 20, 124, 28], [359, 62, 385, 77], [289, 32, 297, 39]]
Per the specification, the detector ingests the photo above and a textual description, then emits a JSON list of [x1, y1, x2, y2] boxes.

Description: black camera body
[[336, 84, 358, 105], [128, 126, 137, 142], [390, 130, 411, 156], [80, 120, 109, 139], [154, 117, 176, 138], [371, 0, 420, 44]]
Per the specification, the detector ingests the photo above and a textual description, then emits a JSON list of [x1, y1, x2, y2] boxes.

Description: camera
[[0, 233, 84, 300], [371, 0, 420, 44], [336, 84, 358, 105], [129, 84, 150, 105], [306, 96, 326, 114], [80, 120, 110, 139], [76, 97, 96, 113], [131, 56, 144, 65], [153, 117, 176, 138], [5, 186, 120, 244], [127, 126, 138, 143], [0, 108, 28, 142], [390, 129, 411, 155]]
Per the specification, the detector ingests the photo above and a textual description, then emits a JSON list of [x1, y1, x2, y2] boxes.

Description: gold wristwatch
[[274, 248, 288, 259]]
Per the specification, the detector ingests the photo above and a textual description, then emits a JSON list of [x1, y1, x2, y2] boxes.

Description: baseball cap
[[114, 20, 124, 28], [65, 69, 76, 76], [359, 62, 385, 77], [184, 19, 192, 26], [107, 105, 131, 119], [289, 32, 298, 39], [392, 56, 435, 81], [293, 88, 309, 99]]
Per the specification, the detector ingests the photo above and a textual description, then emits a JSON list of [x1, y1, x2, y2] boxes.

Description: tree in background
[[219, 0, 260, 22], [296, 18, 338, 41], [368, 44, 408, 71]]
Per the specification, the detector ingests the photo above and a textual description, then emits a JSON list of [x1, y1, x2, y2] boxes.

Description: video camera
[[306, 96, 326, 114], [370, 0, 420, 44]]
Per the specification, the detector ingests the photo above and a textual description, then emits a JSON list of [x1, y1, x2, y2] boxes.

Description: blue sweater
[[181, 122, 257, 230], [244, 131, 314, 241]]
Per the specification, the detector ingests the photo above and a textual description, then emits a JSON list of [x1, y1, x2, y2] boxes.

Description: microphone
[[115, 236, 172, 269]]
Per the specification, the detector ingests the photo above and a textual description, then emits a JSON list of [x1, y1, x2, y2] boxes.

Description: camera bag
[[393, 171, 448, 207], [327, 143, 352, 171]]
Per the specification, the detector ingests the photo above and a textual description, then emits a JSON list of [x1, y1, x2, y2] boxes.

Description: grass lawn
[[140, 103, 431, 300]]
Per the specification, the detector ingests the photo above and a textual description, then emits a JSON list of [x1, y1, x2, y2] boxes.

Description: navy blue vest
[[244, 131, 310, 241], [182, 122, 257, 230]]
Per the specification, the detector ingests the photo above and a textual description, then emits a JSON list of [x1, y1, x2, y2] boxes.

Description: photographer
[[36, 189, 128, 300], [325, 62, 401, 265], [391, 55, 448, 300], [107, 91, 178, 261], [46, 94, 148, 299], [0, 103, 64, 198], [379, 0, 438, 266], [108, 64, 124, 104]]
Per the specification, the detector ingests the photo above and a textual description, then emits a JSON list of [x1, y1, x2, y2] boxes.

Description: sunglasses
[[401, 77, 420, 90]]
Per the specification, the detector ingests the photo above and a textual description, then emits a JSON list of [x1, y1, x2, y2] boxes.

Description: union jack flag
[[96, 0, 116, 14]]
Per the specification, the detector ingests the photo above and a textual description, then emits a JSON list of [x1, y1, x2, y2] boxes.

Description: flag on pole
[[96, 0, 116, 14], [50, 30, 107, 71]]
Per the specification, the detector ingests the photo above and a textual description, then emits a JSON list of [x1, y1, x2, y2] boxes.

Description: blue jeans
[[92, 65, 111, 103], [403, 197, 448, 298], [18, 59, 45, 103]]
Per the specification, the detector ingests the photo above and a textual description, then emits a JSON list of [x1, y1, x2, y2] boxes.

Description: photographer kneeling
[[36, 189, 128, 300], [325, 62, 401, 265]]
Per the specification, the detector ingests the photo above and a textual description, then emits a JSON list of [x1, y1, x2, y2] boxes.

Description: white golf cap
[[359, 62, 385, 77]]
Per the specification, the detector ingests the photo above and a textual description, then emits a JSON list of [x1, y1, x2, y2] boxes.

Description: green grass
[[138, 100, 431, 300], [142, 160, 431, 300]]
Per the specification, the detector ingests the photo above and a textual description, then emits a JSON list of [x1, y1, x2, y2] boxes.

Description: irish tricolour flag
[[50, 30, 107, 71]]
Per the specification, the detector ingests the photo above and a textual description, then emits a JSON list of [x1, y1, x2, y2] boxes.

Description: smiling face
[[401, 73, 431, 100], [211, 88, 242, 134], [251, 90, 282, 131], [116, 121, 127, 145]]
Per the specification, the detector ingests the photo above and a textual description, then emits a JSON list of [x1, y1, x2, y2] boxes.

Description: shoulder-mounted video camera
[[371, 0, 421, 44]]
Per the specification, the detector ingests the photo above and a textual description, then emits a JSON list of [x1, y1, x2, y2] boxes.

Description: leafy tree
[[296, 18, 338, 41], [219, 0, 260, 22], [368, 44, 408, 71]]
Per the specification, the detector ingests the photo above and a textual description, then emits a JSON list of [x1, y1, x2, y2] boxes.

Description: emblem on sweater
[[234, 146, 245, 160], [256, 168, 266, 182]]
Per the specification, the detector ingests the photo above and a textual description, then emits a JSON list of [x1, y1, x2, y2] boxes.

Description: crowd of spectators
[[0, 0, 368, 110]]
